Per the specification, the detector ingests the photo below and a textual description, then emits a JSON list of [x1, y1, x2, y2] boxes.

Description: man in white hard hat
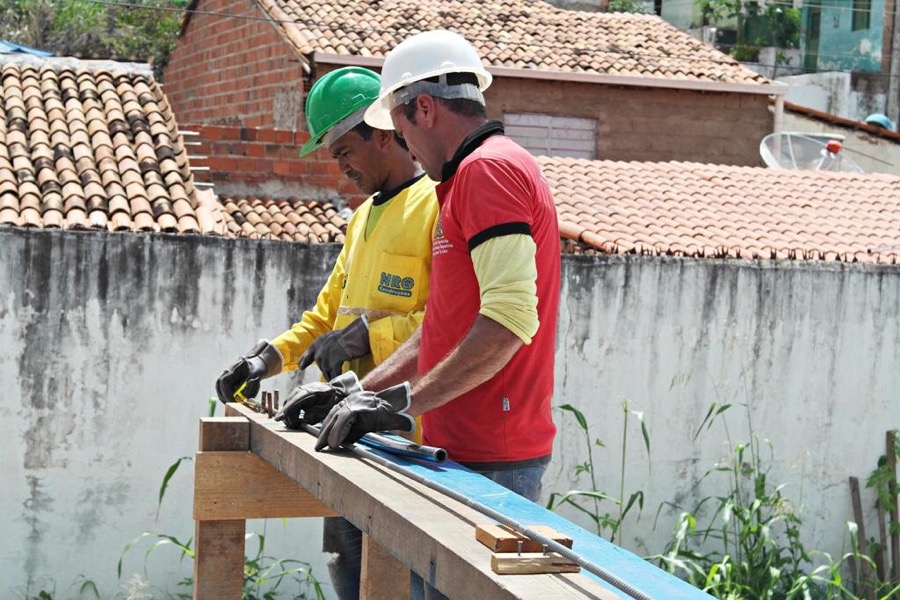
[[314, 29, 561, 596]]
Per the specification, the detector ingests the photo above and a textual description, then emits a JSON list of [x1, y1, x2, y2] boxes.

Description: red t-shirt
[[419, 133, 560, 464]]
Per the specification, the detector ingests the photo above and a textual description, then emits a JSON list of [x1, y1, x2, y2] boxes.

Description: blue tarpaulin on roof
[[0, 40, 53, 57]]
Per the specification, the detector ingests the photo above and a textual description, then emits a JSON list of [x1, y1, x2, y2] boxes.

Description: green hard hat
[[299, 67, 382, 157]]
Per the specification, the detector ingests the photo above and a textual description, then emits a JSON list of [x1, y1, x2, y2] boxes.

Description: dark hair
[[352, 121, 374, 140], [355, 119, 408, 150], [398, 72, 487, 123]]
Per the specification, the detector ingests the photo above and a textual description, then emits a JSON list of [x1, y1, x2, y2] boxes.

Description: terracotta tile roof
[[0, 56, 348, 245], [214, 192, 347, 243], [0, 56, 204, 233], [261, 0, 768, 86], [541, 157, 900, 264]]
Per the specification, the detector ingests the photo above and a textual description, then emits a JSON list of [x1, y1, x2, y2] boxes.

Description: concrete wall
[[2, 229, 898, 597], [779, 110, 900, 174], [782, 71, 889, 123], [547, 255, 899, 559], [1, 229, 340, 599]]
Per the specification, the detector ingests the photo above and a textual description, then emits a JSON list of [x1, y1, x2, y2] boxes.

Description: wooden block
[[490, 552, 581, 575], [199, 416, 249, 451], [476, 523, 573, 553]]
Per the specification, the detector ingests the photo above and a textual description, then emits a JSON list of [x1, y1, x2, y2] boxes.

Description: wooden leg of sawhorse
[[361, 532, 411, 600], [194, 519, 245, 600]]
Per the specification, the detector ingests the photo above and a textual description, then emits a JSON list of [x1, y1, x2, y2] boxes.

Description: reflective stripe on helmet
[[388, 76, 485, 111], [321, 105, 368, 148]]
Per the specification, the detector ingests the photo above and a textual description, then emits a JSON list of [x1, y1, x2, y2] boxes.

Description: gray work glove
[[215, 340, 283, 404], [298, 316, 370, 380], [315, 382, 415, 451], [274, 371, 362, 429]]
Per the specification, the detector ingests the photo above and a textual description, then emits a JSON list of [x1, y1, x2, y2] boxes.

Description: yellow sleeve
[[471, 234, 539, 344], [270, 243, 348, 371]]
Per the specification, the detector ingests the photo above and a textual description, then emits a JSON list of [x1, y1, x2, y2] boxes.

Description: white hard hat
[[365, 29, 493, 130]]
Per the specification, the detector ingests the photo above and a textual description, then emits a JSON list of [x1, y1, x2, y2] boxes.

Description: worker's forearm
[[360, 327, 422, 390], [407, 315, 522, 417]]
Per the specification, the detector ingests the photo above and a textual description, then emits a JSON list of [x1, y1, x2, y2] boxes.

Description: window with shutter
[[503, 113, 597, 159]]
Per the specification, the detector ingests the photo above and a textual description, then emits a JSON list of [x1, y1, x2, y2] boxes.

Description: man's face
[[391, 102, 441, 181], [328, 130, 384, 196]]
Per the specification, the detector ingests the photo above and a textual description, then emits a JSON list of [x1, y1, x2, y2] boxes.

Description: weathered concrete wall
[[2, 230, 898, 597], [547, 255, 899, 560], [0, 229, 340, 598]]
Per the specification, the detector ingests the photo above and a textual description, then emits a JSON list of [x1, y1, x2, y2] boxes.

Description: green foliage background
[[0, 0, 188, 79]]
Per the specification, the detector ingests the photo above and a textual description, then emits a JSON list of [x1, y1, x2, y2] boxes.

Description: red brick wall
[[162, 0, 307, 130], [487, 77, 773, 166], [184, 123, 364, 205]]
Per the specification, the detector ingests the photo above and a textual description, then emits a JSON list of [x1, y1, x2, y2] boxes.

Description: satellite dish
[[760, 132, 865, 173]]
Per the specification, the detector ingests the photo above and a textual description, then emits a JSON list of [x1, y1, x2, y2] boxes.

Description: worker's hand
[[315, 382, 415, 451], [274, 371, 362, 429], [298, 317, 370, 380], [215, 340, 283, 404]]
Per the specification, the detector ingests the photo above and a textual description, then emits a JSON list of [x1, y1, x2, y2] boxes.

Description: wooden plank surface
[[193, 451, 337, 520], [230, 404, 626, 599], [226, 402, 712, 599], [491, 552, 580, 574]]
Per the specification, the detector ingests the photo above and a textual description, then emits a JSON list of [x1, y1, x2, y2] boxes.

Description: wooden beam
[[233, 404, 618, 599], [193, 451, 337, 520], [361, 532, 410, 600], [194, 416, 248, 600]]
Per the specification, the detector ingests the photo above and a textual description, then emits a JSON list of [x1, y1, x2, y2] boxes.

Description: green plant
[[0, 0, 188, 79], [606, 0, 651, 14], [700, 0, 742, 25], [651, 402, 816, 597], [854, 430, 900, 598], [546, 402, 649, 544], [730, 44, 760, 62]]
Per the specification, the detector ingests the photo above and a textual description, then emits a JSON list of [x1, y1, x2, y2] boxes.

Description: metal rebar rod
[[302, 424, 655, 600]]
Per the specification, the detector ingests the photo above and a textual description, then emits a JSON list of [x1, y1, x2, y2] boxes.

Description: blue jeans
[[323, 516, 362, 600], [411, 462, 548, 600], [326, 463, 546, 600]]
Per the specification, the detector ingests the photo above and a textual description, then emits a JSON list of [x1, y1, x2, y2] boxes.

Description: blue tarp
[[0, 40, 53, 57]]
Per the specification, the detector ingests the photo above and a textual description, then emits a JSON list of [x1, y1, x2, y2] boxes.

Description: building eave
[[312, 52, 785, 96]]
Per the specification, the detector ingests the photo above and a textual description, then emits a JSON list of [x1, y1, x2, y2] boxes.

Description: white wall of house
[[777, 110, 900, 174], [780, 71, 890, 124], [2, 230, 898, 597]]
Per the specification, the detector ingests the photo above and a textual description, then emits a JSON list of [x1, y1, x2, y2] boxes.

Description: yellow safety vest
[[272, 175, 438, 378]]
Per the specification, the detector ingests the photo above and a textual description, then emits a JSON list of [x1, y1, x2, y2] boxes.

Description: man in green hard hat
[[215, 66, 438, 599]]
